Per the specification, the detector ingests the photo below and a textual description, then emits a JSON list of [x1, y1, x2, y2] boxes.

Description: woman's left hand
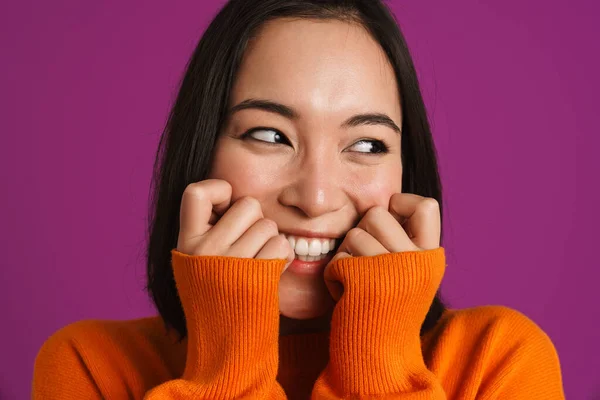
[[324, 193, 441, 299]]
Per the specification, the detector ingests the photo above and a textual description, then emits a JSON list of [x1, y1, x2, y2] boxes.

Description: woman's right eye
[[241, 127, 289, 145]]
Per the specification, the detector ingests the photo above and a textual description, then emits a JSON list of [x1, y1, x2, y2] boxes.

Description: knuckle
[[259, 218, 278, 233], [390, 192, 403, 203], [347, 227, 364, 240], [272, 234, 290, 250], [183, 182, 197, 193], [239, 196, 262, 213], [361, 207, 384, 231], [365, 205, 384, 218], [420, 198, 440, 212], [212, 178, 232, 191], [183, 182, 207, 201], [274, 236, 292, 256], [367, 206, 388, 223]]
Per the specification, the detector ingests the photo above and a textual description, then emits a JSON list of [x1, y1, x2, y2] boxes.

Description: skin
[[176, 18, 441, 336]]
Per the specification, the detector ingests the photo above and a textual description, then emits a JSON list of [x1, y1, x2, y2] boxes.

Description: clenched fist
[[176, 179, 295, 271]]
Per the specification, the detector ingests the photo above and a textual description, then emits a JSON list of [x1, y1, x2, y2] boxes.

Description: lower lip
[[286, 253, 334, 276]]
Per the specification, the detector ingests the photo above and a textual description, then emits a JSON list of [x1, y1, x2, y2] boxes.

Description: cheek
[[347, 164, 402, 212], [207, 141, 281, 201]]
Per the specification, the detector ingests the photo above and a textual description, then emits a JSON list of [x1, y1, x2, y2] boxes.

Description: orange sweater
[[33, 247, 565, 399]]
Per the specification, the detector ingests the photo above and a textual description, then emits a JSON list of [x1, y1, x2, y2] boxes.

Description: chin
[[279, 300, 334, 320], [278, 279, 335, 320]]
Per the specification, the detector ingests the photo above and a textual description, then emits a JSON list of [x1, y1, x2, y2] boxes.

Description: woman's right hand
[[176, 179, 295, 272]]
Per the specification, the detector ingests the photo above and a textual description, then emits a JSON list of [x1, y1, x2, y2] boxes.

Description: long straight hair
[[146, 0, 448, 339]]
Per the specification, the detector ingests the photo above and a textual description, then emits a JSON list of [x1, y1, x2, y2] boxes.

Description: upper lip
[[279, 228, 344, 240]]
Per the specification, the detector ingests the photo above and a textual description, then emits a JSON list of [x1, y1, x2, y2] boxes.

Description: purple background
[[1, 0, 598, 398]]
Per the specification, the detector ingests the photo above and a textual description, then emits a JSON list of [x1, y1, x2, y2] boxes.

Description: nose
[[277, 153, 346, 219]]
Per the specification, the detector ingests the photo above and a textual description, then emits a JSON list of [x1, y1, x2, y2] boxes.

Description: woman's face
[[209, 18, 403, 321]]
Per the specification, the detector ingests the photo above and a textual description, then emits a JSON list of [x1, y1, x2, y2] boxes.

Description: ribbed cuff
[[325, 247, 446, 394], [170, 249, 286, 396]]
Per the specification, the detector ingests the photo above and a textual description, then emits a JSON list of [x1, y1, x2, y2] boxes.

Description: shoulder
[[449, 305, 552, 338], [35, 317, 170, 360], [431, 305, 559, 356], [33, 317, 184, 399], [423, 305, 564, 397]]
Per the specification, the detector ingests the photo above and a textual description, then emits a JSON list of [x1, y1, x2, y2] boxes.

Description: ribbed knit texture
[[312, 251, 446, 398], [32, 247, 565, 399]]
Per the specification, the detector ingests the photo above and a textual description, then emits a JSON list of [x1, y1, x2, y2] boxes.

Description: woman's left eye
[[349, 139, 389, 154]]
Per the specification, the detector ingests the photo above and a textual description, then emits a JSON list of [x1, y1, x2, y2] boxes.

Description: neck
[[279, 310, 333, 336]]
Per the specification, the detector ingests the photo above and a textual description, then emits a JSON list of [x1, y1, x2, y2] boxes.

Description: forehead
[[230, 18, 401, 121]]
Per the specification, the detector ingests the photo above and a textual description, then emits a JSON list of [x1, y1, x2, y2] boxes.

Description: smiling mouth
[[281, 233, 341, 261]]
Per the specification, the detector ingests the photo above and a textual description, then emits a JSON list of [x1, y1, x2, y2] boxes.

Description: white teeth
[[283, 235, 337, 257], [321, 240, 330, 254], [287, 236, 296, 249], [295, 238, 309, 256], [308, 239, 322, 256], [297, 253, 329, 262]]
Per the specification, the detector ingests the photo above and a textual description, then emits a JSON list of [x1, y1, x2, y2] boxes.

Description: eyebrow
[[228, 98, 401, 134]]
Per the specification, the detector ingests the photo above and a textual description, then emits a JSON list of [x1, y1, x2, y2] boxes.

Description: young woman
[[32, 0, 565, 398]]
